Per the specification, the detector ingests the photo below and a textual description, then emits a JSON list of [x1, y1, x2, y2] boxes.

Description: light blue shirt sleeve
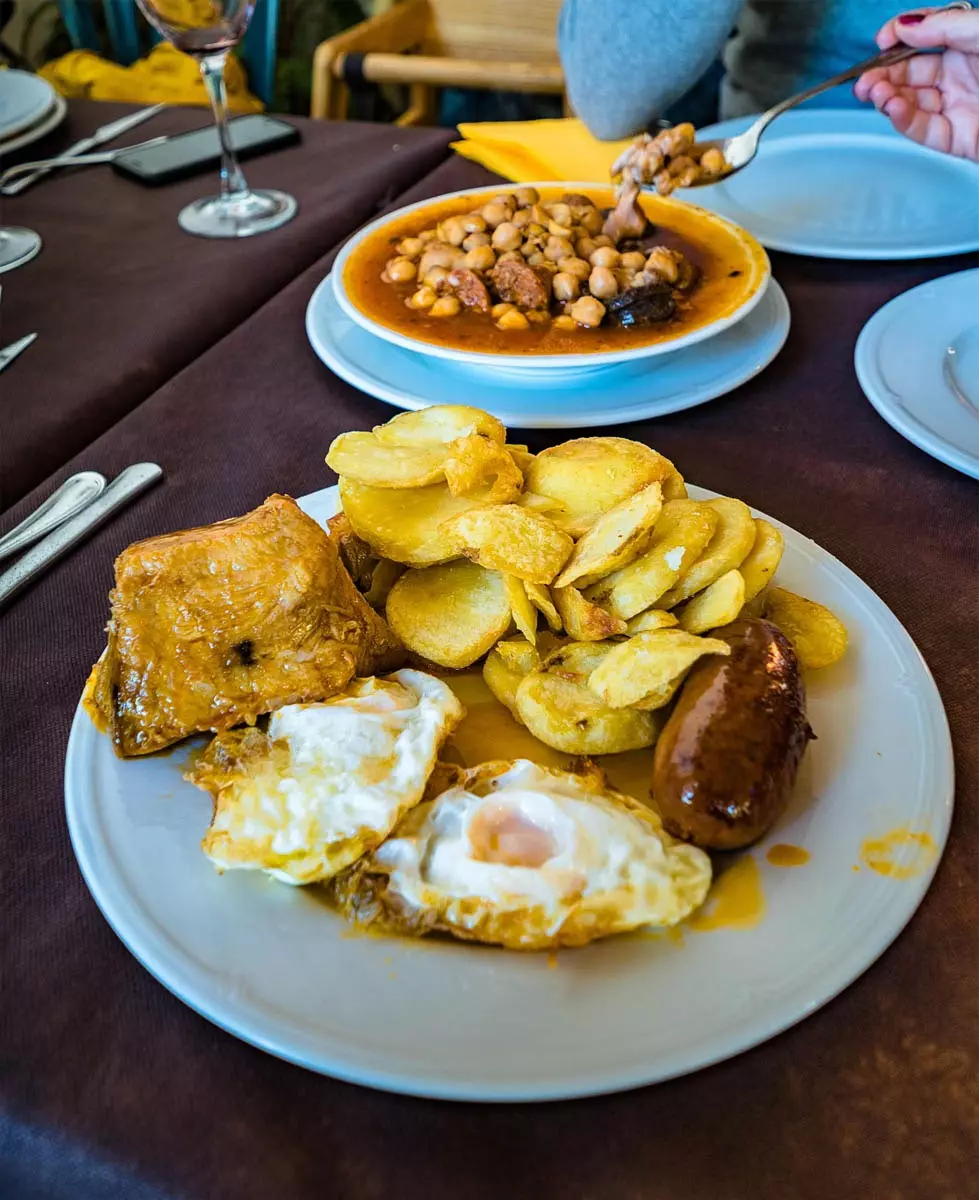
[[557, 0, 744, 140]]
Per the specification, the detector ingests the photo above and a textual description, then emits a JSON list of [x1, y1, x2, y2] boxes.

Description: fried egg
[[187, 669, 464, 885], [332, 759, 712, 949]]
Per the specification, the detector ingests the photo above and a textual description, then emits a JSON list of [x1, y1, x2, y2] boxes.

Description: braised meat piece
[[444, 267, 491, 312], [89, 494, 404, 757], [604, 282, 676, 328], [489, 258, 553, 310]]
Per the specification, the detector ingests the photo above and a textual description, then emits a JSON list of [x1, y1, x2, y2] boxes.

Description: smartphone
[[112, 114, 301, 187]]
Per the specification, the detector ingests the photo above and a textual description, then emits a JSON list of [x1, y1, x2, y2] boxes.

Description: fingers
[[883, 98, 954, 153], [886, 8, 979, 54]]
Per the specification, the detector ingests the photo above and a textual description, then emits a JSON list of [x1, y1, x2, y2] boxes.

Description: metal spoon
[[0, 471, 106, 562], [669, 0, 973, 189]]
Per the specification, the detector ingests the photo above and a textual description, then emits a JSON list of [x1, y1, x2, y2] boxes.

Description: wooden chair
[[311, 0, 566, 125]]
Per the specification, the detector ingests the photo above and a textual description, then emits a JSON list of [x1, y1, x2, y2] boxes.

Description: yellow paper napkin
[[451, 118, 632, 185]]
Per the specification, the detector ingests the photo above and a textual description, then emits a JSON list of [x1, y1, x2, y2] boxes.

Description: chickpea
[[528, 204, 550, 225], [675, 166, 700, 189], [418, 244, 458, 278], [668, 155, 696, 179], [512, 209, 532, 228], [463, 244, 496, 272], [385, 256, 417, 283], [576, 236, 599, 260], [569, 295, 606, 328], [461, 213, 487, 233], [491, 193, 515, 210], [491, 302, 516, 319], [438, 216, 468, 247], [701, 147, 727, 175], [578, 208, 604, 235], [544, 235, 575, 262], [589, 246, 621, 269], [557, 256, 592, 282], [424, 265, 451, 289], [491, 221, 522, 252], [654, 170, 676, 197], [588, 266, 618, 299], [552, 272, 581, 302], [497, 309, 530, 331], [462, 231, 490, 251], [548, 220, 573, 239], [496, 250, 523, 264], [513, 186, 540, 207], [592, 234, 614, 248], [431, 294, 461, 317], [481, 202, 510, 228], [526, 309, 551, 326], [408, 286, 437, 310], [553, 314, 576, 332], [418, 228, 438, 243], [398, 236, 425, 259], [645, 247, 680, 283], [526, 251, 548, 267], [620, 251, 647, 272], [546, 202, 572, 227]]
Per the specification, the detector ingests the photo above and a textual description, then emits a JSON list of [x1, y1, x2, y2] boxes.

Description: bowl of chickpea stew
[[333, 183, 769, 377]]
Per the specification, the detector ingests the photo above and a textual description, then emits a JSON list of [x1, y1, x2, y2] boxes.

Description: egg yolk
[[468, 804, 557, 868]]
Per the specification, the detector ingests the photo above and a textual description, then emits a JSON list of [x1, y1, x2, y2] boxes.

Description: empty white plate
[[0, 92, 67, 159], [66, 485, 953, 1101], [855, 268, 979, 478], [0, 70, 55, 143], [680, 110, 979, 260], [307, 275, 790, 428]]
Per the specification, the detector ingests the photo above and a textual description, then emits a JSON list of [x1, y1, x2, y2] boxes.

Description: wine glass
[[134, 0, 297, 238], [0, 227, 42, 273]]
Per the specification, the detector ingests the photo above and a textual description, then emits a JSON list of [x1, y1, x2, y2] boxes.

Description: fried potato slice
[[662, 468, 688, 501], [340, 477, 497, 566], [373, 405, 505, 447], [678, 568, 746, 633], [552, 585, 627, 641], [587, 629, 732, 711], [518, 491, 568, 517], [504, 573, 538, 644], [514, 669, 659, 755], [363, 558, 405, 609], [326, 431, 447, 489], [659, 497, 755, 608], [505, 444, 535, 474], [444, 434, 523, 503], [739, 518, 785, 602], [585, 499, 718, 620], [553, 482, 664, 589], [441, 505, 573, 584], [524, 579, 563, 632], [542, 639, 615, 680], [525, 437, 675, 537], [386, 561, 512, 668], [483, 638, 541, 714], [625, 609, 679, 634], [764, 587, 848, 669]]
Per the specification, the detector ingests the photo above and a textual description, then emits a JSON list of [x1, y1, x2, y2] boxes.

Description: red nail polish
[[898, 12, 925, 23]]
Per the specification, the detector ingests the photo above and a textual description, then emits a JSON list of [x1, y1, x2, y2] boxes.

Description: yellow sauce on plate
[[860, 827, 937, 879], [766, 843, 811, 868]]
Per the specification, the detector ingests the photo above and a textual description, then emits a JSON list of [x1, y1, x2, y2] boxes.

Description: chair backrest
[[423, 0, 562, 65], [56, 0, 279, 106]]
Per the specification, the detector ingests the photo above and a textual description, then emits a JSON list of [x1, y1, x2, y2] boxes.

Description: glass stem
[[199, 51, 248, 201]]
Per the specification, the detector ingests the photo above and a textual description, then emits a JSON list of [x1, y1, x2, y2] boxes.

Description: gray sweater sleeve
[[557, 0, 743, 140]]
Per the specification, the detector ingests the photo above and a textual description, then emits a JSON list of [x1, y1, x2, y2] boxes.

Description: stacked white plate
[[307, 183, 790, 429], [0, 70, 66, 160]]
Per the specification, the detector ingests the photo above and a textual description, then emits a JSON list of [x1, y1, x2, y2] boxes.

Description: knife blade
[[4, 103, 166, 196], [0, 463, 164, 608], [0, 332, 37, 374]]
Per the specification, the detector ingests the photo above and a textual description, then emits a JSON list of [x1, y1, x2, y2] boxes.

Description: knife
[[3, 104, 166, 196], [0, 463, 164, 608], [0, 332, 37, 374]]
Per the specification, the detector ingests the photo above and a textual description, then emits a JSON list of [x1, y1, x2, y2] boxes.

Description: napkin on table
[[451, 118, 633, 184]]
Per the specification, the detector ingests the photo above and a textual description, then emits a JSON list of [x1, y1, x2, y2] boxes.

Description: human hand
[[854, 6, 979, 159]]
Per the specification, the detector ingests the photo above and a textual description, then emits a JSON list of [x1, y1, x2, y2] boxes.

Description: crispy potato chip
[[552, 585, 627, 641], [524, 579, 563, 632], [373, 405, 505, 447], [659, 497, 755, 609], [739, 518, 785, 602], [483, 638, 541, 714], [678, 569, 746, 633], [625, 609, 679, 634], [542, 639, 615, 681], [505, 444, 536, 474], [525, 438, 674, 537], [518, 491, 568, 517], [444, 434, 523, 503], [585, 499, 718, 620], [662, 468, 688, 501], [587, 629, 731, 710], [386, 561, 512, 668], [326, 431, 447, 489], [553, 482, 664, 589], [504, 573, 538, 644], [764, 587, 848, 669], [340, 477, 498, 566], [441, 505, 573, 584], [514, 670, 659, 755], [363, 558, 405, 609]]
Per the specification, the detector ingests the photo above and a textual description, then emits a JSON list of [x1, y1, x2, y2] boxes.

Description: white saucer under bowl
[[0, 92, 67, 159], [679, 110, 979, 260], [0, 70, 56, 143], [307, 274, 790, 428], [855, 268, 979, 479]]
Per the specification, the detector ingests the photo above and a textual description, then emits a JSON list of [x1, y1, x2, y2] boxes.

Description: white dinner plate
[[855, 268, 979, 478], [678, 110, 979, 260], [0, 92, 67, 159], [307, 274, 790, 428], [65, 485, 953, 1101], [0, 70, 56, 143]]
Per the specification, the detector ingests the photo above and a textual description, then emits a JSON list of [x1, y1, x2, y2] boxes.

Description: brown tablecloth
[[0, 101, 452, 508], [2, 155, 977, 1200]]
